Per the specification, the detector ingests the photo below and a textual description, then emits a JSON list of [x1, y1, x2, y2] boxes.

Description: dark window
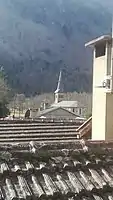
[[95, 43, 106, 58], [59, 94, 63, 98]]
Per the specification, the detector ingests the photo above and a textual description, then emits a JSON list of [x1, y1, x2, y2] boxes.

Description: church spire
[[54, 70, 64, 103], [55, 70, 62, 94]]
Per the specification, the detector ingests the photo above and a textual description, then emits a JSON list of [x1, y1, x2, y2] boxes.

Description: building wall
[[92, 41, 113, 140], [105, 93, 113, 140], [92, 87, 106, 140], [92, 47, 107, 140]]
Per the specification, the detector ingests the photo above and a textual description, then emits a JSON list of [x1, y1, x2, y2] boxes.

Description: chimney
[[85, 35, 113, 140]]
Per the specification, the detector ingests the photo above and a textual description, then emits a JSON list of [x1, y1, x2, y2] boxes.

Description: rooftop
[[0, 140, 113, 199], [51, 100, 84, 108], [77, 116, 92, 138], [37, 106, 80, 118], [85, 35, 111, 47], [0, 119, 83, 144]]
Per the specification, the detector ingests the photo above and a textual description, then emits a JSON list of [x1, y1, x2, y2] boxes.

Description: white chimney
[[85, 35, 113, 140]]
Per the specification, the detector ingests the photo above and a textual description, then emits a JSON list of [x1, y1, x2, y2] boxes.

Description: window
[[95, 43, 106, 58]]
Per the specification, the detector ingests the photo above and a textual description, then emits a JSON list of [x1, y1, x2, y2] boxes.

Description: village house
[[1, 33, 113, 199], [83, 34, 113, 140]]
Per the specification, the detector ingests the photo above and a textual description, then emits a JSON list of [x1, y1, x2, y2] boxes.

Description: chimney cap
[[85, 35, 111, 47]]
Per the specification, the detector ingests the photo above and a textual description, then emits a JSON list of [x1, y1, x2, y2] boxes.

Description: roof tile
[[0, 140, 113, 199]]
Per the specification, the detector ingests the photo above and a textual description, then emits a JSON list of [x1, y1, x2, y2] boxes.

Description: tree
[[0, 66, 12, 118], [0, 102, 10, 118], [12, 94, 25, 117], [0, 66, 12, 102]]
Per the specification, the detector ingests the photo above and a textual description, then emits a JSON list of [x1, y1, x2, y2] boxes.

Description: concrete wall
[[105, 93, 113, 140], [92, 54, 107, 140], [92, 41, 113, 140]]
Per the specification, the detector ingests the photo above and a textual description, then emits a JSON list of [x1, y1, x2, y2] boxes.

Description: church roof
[[0, 140, 113, 199], [37, 106, 80, 117], [52, 100, 85, 108]]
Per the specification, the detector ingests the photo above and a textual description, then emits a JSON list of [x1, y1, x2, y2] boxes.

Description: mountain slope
[[0, 0, 112, 95]]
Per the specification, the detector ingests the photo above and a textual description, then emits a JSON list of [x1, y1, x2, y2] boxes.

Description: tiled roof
[[0, 140, 113, 199], [37, 107, 80, 118], [0, 119, 83, 144], [77, 117, 92, 139]]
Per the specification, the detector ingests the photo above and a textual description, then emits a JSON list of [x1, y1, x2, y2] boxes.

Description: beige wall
[[92, 41, 113, 140], [92, 55, 107, 140], [105, 93, 113, 140]]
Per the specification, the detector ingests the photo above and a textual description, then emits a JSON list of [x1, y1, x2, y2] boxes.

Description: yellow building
[[86, 35, 113, 140]]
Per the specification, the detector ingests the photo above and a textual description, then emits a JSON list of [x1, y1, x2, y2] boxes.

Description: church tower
[[85, 34, 113, 140], [54, 70, 64, 103]]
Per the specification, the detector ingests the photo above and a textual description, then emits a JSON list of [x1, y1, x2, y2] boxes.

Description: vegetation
[[0, 102, 10, 118], [0, 0, 112, 95], [9, 91, 92, 118], [0, 67, 11, 118]]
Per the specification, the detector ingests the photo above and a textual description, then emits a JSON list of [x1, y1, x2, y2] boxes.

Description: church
[[51, 70, 85, 116], [31, 70, 86, 119]]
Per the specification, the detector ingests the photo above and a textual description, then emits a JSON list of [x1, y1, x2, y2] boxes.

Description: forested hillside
[[0, 0, 112, 95]]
